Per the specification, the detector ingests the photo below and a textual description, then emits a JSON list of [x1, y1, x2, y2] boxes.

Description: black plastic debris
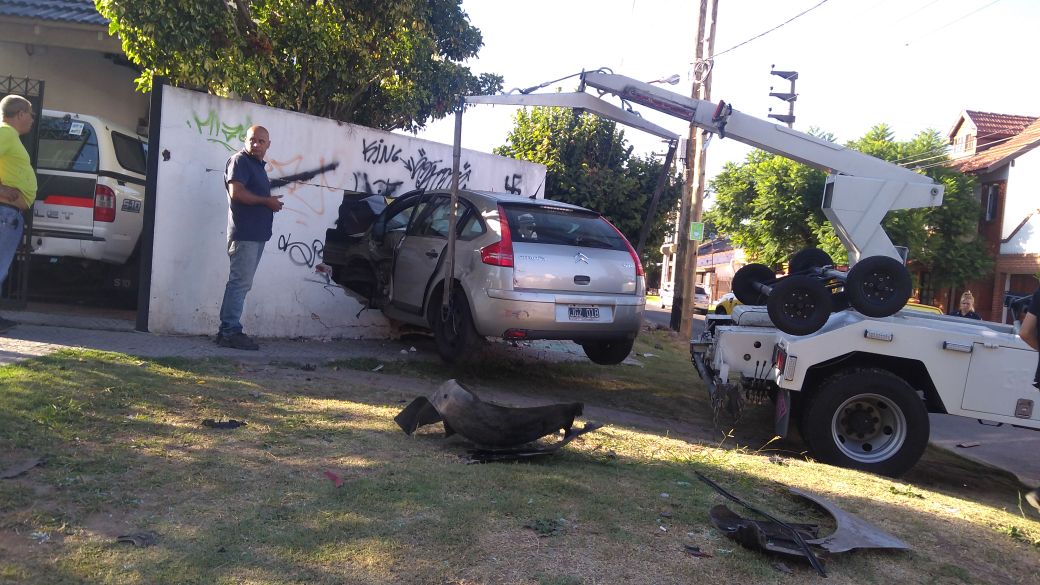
[[709, 504, 821, 560], [201, 419, 247, 429], [683, 544, 713, 558], [395, 379, 600, 461], [116, 531, 159, 547]]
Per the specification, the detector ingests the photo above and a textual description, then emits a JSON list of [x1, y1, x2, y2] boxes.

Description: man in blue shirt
[[216, 125, 283, 350]]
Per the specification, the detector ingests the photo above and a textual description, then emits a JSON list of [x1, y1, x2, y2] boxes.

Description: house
[[0, 0, 147, 132], [945, 110, 1040, 322]]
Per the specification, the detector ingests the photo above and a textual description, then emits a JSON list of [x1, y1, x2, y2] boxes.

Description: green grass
[[1, 345, 1039, 584]]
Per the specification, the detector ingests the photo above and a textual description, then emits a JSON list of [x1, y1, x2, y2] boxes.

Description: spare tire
[[766, 275, 832, 336], [845, 256, 911, 318]]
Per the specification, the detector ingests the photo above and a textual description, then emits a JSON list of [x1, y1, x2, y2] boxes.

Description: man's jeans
[[0, 206, 25, 288], [218, 239, 265, 337]]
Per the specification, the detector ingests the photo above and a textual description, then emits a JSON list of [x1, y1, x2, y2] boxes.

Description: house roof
[[0, 0, 106, 26], [952, 116, 1040, 173], [949, 110, 1037, 142]]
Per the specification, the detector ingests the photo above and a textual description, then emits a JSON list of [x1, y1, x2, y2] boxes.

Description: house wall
[[148, 86, 546, 339], [1000, 147, 1040, 254], [950, 120, 978, 158], [0, 40, 147, 132]]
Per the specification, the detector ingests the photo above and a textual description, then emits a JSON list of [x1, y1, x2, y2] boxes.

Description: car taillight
[[480, 205, 514, 267], [94, 184, 116, 223], [604, 218, 644, 276]]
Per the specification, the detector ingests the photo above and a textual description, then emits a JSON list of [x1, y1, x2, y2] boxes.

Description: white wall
[[148, 87, 546, 338], [1000, 146, 1040, 254], [0, 42, 148, 132]]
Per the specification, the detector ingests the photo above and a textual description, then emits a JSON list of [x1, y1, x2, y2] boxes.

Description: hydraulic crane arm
[[577, 71, 944, 263]]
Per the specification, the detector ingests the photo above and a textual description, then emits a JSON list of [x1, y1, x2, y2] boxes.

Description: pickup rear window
[[37, 115, 99, 173], [502, 205, 627, 251], [112, 132, 147, 175]]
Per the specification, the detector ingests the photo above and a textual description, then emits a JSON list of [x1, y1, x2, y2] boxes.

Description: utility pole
[[674, 0, 719, 338]]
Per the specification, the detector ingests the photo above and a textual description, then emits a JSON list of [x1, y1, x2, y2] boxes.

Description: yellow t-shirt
[[0, 122, 37, 207]]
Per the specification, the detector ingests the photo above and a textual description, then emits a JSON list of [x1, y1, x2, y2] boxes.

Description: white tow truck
[[456, 70, 1040, 477]]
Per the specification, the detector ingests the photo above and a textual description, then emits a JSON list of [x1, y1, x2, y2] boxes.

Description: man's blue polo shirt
[[225, 150, 273, 242]]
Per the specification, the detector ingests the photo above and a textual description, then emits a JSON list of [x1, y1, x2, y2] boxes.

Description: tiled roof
[[959, 110, 1037, 139], [952, 117, 1040, 173], [0, 0, 107, 26]]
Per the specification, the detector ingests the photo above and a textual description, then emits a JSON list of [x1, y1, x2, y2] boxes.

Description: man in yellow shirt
[[0, 94, 38, 333]]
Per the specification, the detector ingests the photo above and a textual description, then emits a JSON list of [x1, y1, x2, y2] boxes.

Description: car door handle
[[425, 249, 439, 258]]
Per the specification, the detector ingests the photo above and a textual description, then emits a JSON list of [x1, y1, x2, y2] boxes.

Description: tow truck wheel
[[788, 248, 833, 275], [732, 263, 775, 305], [765, 275, 832, 336], [800, 368, 929, 477], [845, 255, 911, 318]]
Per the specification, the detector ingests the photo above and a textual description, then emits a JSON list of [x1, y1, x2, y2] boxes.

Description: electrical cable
[[904, 0, 1005, 46], [714, 0, 832, 58]]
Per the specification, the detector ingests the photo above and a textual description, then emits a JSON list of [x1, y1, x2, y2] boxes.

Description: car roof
[[423, 189, 593, 213], [41, 109, 143, 139]]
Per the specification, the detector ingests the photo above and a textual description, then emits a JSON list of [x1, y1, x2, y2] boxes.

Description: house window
[[918, 271, 934, 306], [965, 134, 975, 151], [982, 183, 1000, 222]]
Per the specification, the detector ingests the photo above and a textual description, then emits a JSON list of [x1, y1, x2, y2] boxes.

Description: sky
[[401, 0, 1039, 201]]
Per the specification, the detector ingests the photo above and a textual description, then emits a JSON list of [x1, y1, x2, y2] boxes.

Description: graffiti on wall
[[188, 109, 252, 152]]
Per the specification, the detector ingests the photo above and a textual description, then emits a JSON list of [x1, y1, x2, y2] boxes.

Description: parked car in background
[[658, 283, 673, 309], [30, 110, 148, 293], [323, 189, 646, 364], [693, 285, 710, 314]]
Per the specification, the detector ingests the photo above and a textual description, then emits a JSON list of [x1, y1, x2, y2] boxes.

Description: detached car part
[[395, 379, 600, 460]]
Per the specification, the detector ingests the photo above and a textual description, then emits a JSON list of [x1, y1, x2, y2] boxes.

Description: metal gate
[[0, 76, 44, 310]]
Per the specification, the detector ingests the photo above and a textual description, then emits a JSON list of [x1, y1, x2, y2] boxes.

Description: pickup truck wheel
[[800, 369, 929, 477], [766, 275, 831, 336], [789, 248, 833, 274], [581, 339, 634, 365], [845, 256, 911, 318], [732, 263, 775, 305], [431, 288, 482, 364]]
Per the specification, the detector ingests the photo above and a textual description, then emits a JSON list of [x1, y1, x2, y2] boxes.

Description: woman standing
[[949, 291, 982, 320]]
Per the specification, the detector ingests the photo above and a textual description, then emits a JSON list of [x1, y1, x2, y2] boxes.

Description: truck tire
[[789, 247, 833, 274], [845, 256, 911, 318], [732, 263, 774, 305], [799, 368, 929, 477], [766, 275, 831, 336]]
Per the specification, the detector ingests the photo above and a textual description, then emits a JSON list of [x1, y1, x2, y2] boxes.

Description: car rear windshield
[[112, 132, 147, 175], [37, 115, 99, 173], [501, 204, 627, 251], [695, 286, 707, 295]]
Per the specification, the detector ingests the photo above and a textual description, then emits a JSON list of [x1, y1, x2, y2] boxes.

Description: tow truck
[[452, 70, 1040, 477]]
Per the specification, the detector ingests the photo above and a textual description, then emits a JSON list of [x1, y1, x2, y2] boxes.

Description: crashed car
[[323, 189, 646, 364]]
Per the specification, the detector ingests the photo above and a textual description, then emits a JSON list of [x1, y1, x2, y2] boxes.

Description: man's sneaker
[[217, 332, 259, 351], [1026, 488, 1040, 513], [214, 332, 225, 345], [0, 317, 17, 333]]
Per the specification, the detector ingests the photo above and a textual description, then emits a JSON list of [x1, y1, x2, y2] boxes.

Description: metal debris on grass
[[116, 531, 159, 547], [683, 544, 713, 558], [395, 379, 601, 462], [201, 419, 247, 429]]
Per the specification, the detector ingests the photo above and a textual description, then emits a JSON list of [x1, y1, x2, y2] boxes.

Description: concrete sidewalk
[[2, 308, 1038, 487]]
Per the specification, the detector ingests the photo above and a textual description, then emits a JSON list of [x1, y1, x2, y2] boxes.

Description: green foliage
[[95, 0, 502, 131], [494, 107, 683, 283], [705, 123, 991, 286]]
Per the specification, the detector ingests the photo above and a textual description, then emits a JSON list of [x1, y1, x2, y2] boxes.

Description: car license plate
[[568, 306, 600, 321]]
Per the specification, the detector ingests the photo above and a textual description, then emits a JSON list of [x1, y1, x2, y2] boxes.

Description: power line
[[714, 0, 832, 57], [904, 0, 1005, 46]]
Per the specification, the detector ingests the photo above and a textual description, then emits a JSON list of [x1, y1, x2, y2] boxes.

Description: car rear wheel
[[431, 287, 483, 363], [580, 339, 634, 365]]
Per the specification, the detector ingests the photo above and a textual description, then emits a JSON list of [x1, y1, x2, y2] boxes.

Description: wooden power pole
[[677, 0, 719, 338]]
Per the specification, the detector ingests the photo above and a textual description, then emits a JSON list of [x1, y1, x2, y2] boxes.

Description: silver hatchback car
[[323, 189, 646, 364]]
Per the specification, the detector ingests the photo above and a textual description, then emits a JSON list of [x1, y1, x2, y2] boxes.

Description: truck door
[[32, 114, 99, 242], [962, 343, 1039, 422]]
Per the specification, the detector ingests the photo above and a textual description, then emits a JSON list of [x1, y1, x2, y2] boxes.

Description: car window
[[408, 196, 483, 239], [112, 132, 147, 175], [37, 115, 99, 173], [696, 286, 707, 295], [384, 197, 423, 233], [501, 204, 627, 250], [458, 209, 485, 240]]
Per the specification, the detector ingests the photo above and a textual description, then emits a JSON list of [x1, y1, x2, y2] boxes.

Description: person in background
[[1018, 286, 1040, 512], [949, 291, 982, 320], [0, 95, 37, 334], [215, 125, 283, 350]]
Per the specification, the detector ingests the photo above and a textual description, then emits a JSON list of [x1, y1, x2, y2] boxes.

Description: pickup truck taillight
[[94, 185, 116, 222]]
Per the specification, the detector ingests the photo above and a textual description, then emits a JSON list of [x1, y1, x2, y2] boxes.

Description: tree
[[96, 0, 502, 131], [705, 124, 991, 288], [493, 106, 683, 285]]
